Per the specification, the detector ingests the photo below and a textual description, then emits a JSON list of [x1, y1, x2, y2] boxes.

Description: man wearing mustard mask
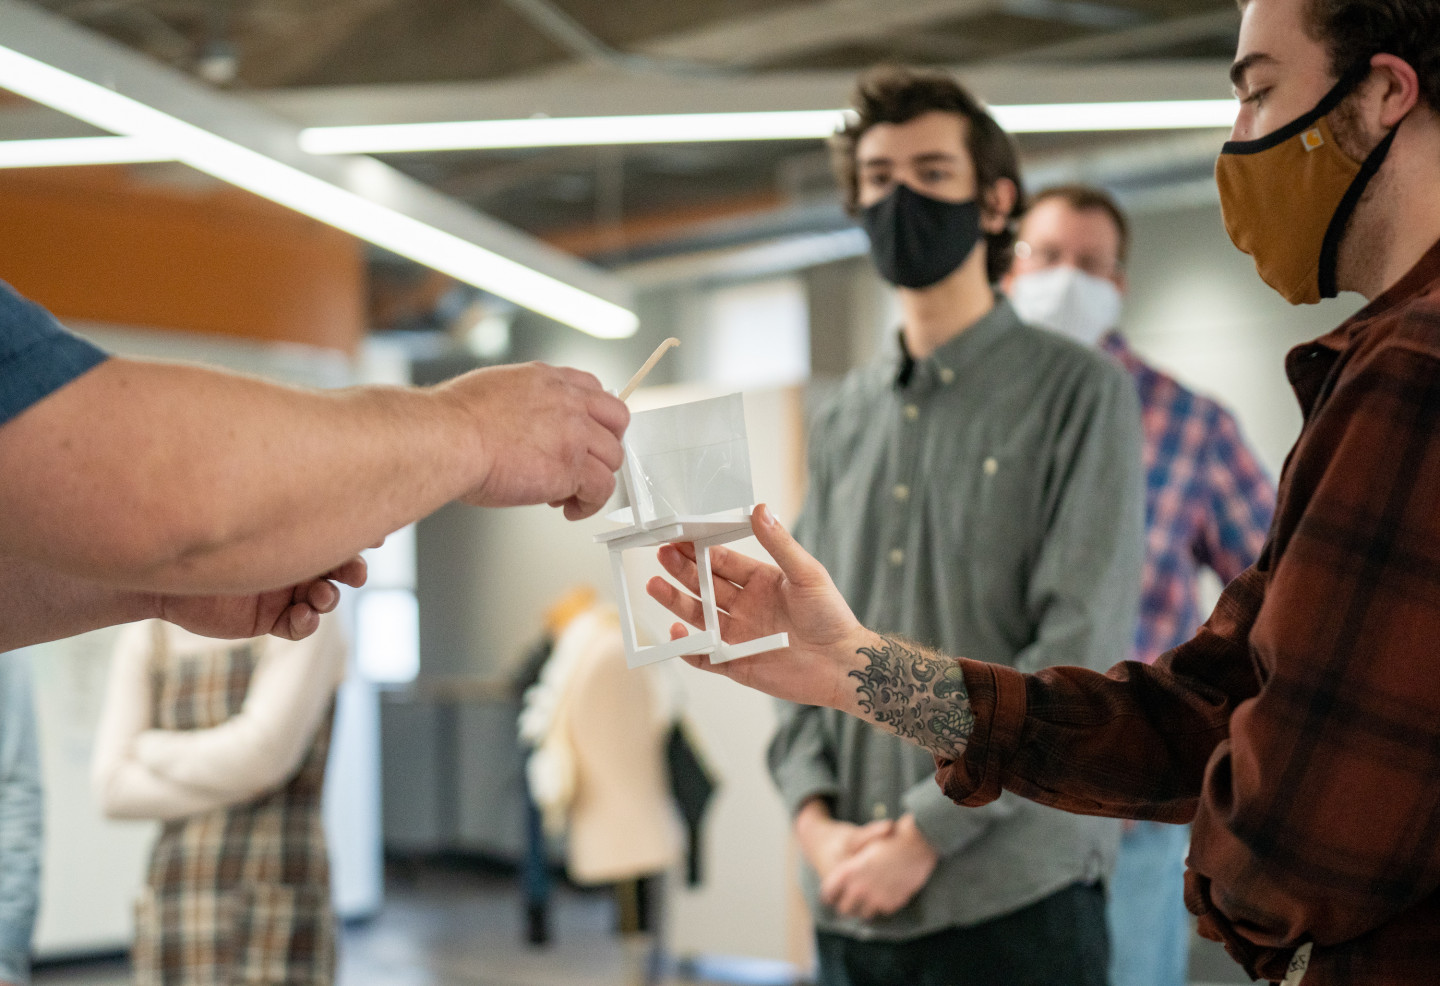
[[646, 0, 1440, 982]]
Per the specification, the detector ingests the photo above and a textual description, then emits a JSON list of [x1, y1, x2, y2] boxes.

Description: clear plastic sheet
[[608, 393, 753, 526]]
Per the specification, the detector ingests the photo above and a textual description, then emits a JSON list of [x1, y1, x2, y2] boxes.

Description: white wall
[[1118, 203, 1365, 475]]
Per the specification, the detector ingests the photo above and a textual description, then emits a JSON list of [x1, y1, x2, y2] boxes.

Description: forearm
[[0, 553, 154, 652], [0, 358, 480, 594], [135, 631, 340, 796], [831, 631, 977, 761], [97, 759, 243, 820]]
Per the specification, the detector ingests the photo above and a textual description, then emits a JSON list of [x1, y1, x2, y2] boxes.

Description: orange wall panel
[[0, 167, 365, 353]]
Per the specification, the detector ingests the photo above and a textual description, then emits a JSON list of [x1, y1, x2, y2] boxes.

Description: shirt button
[[939, 367, 955, 384], [984, 457, 999, 476], [872, 802, 888, 820], [893, 484, 910, 502], [904, 404, 920, 421], [888, 548, 905, 566]]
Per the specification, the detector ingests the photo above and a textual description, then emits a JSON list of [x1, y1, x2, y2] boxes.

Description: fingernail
[[756, 504, 774, 527]]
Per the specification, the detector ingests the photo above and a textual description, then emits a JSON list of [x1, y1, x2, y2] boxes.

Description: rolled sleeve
[[934, 659, 1025, 809]]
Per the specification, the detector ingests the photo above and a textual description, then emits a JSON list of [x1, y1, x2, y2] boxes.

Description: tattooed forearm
[[848, 635, 974, 758]]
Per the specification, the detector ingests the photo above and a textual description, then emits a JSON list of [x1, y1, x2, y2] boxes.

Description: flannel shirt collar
[[1286, 235, 1440, 415]]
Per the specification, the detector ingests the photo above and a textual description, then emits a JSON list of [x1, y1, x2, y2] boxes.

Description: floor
[[35, 861, 1251, 986], [34, 862, 718, 986]]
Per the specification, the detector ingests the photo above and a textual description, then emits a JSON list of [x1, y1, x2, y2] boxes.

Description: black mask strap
[[1317, 125, 1399, 298], [1221, 62, 1372, 155]]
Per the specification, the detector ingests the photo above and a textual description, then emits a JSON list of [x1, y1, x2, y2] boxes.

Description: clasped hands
[[796, 799, 939, 921]]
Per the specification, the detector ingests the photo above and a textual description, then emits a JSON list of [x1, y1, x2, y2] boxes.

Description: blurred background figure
[[91, 616, 347, 986], [1004, 184, 1276, 986], [520, 598, 685, 986], [0, 652, 43, 986]]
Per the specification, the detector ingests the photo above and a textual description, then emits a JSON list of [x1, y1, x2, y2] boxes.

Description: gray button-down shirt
[[769, 298, 1144, 939]]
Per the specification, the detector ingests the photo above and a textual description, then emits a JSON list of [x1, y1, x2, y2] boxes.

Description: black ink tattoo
[[848, 635, 974, 757]]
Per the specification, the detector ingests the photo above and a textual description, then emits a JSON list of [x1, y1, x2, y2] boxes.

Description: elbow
[[91, 770, 135, 821], [79, 497, 240, 591]]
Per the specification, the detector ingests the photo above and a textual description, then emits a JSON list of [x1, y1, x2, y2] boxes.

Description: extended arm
[[0, 355, 627, 596], [648, 505, 1246, 802]]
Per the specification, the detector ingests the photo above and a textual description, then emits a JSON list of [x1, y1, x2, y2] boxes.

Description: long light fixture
[[297, 100, 1238, 155], [1, 99, 1239, 168], [0, 134, 175, 167], [0, 43, 638, 339]]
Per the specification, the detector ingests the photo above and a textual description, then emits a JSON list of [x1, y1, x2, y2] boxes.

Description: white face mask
[[1007, 266, 1123, 347]]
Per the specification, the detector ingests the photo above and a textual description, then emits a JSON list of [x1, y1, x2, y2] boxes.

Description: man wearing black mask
[[765, 66, 1145, 986]]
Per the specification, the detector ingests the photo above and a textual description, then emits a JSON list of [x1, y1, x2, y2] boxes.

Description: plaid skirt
[[132, 635, 335, 986]]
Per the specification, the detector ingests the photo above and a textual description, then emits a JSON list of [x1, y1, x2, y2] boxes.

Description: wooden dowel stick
[[619, 337, 680, 400]]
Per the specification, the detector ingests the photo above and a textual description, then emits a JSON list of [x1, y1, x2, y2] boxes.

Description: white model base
[[595, 508, 789, 669]]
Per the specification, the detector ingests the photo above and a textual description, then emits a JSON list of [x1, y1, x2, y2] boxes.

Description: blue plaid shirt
[[1101, 332, 1275, 664]]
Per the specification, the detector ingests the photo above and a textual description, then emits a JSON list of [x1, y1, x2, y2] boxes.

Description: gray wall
[[1119, 202, 1364, 475]]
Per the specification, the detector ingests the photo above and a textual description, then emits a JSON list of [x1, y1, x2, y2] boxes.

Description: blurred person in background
[[1003, 184, 1276, 986], [92, 616, 346, 986], [0, 280, 628, 654], [765, 65, 1144, 986], [0, 652, 42, 986]]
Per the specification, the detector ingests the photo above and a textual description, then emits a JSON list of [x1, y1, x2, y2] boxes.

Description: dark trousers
[[815, 882, 1109, 986]]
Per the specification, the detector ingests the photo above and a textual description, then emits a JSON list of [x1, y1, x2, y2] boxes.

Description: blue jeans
[[1106, 821, 1190, 986], [0, 652, 42, 985]]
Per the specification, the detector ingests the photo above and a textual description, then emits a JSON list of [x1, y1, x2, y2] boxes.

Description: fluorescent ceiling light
[[299, 100, 1238, 155], [301, 110, 850, 154], [0, 134, 175, 167], [994, 99, 1237, 132], [0, 44, 637, 339]]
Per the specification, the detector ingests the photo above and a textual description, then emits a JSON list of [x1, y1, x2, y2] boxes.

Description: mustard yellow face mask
[[1216, 66, 1397, 305]]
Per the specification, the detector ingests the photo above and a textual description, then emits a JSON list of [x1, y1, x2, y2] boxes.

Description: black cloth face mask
[[861, 183, 983, 289]]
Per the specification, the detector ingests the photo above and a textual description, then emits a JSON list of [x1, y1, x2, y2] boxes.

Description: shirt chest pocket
[[928, 433, 1041, 569]]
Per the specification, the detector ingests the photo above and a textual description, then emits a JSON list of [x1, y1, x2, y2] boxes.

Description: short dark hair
[[1310, 0, 1440, 111], [1026, 185, 1131, 267], [1239, 0, 1440, 111], [831, 65, 1025, 284]]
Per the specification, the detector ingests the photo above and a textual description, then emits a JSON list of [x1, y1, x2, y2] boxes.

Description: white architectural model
[[596, 393, 789, 668]]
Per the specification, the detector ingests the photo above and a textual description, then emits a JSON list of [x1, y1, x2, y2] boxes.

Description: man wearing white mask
[[1004, 185, 1276, 986]]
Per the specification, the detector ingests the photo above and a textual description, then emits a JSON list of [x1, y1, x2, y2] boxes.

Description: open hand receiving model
[[645, 504, 875, 714]]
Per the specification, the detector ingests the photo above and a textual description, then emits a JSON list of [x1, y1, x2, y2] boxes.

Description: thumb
[[752, 504, 824, 586]]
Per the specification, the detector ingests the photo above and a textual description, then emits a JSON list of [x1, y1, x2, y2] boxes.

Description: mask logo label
[[1302, 128, 1325, 151]]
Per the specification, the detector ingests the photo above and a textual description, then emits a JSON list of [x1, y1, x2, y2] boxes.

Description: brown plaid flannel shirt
[[936, 236, 1440, 985]]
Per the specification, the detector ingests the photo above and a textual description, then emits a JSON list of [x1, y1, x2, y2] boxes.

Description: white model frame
[[596, 446, 788, 669]]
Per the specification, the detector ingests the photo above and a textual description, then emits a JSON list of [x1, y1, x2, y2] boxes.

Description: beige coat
[[522, 609, 681, 885]]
